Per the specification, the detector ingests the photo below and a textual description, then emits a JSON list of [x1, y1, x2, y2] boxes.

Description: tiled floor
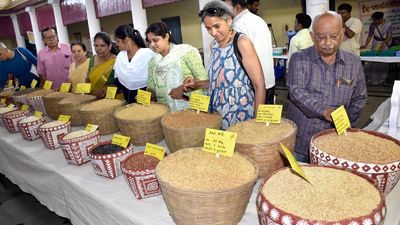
[[0, 82, 392, 225]]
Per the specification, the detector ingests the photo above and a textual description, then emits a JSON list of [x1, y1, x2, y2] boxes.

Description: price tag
[[20, 85, 26, 91], [60, 83, 71, 93], [84, 124, 98, 132], [105, 87, 118, 99], [144, 143, 166, 161], [111, 134, 130, 148], [203, 128, 237, 157], [76, 83, 91, 94], [256, 104, 283, 124], [7, 104, 15, 109], [190, 93, 210, 112], [21, 104, 29, 111], [34, 111, 43, 118], [43, 80, 53, 90], [0, 98, 6, 104], [30, 79, 38, 88], [58, 115, 71, 123], [137, 90, 151, 106], [280, 143, 310, 183], [331, 105, 351, 136], [8, 80, 13, 87]]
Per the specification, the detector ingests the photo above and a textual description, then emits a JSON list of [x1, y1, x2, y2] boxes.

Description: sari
[[69, 59, 89, 93], [87, 56, 116, 94]]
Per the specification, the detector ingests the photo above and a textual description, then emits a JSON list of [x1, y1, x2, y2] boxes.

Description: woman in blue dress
[[184, 0, 265, 129], [0, 42, 39, 90]]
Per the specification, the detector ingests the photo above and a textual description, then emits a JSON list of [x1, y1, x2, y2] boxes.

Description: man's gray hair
[[0, 42, 7, 49], [199, 0, 234, 22], [311, 11, 343, 31]]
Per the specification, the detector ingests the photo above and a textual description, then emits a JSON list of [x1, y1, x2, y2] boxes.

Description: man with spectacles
[[286, 11, 367, 163], [337, 3, 362, 55], [37, 27, 72, 89], [224, 0, 275, 104]]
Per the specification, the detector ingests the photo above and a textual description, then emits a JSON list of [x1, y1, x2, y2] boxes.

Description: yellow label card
[[58, 115, 71, 123], [34, 111, 43, 118], [43, 80, 53, 90], [20, 85, 26, 91], [105, 87, 118, 99], [30, 79, 38, 88], [60, 83, 71, 93], [111, 134, 130, 148], [144, 143, 166, 161], [137, 90, 151, 106], [280, 143, 310, 183], [203, 128, 237, 157], [84, 123, 98, 132], [8, 80, 13, 87], [0, 98, 6, 104], [256, 104, 283, 123], [7, 104, 15, 109], [21, 104, 29, 111], [190, 93, 210, 112], [76, 83, 91, 94], [331, 105, 351, 135]]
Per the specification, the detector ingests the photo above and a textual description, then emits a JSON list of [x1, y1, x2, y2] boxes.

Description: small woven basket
[[18, 116, 46, 141], [57, 94, 97, 126], [1, 110, 30, 133], [80, 99, 125, 135], [114, 103, 169, 146], [227, 118, 297, 178], [161, 110, 221, 153], [42, 92, 73, 120], [156, 148, 258, 225]]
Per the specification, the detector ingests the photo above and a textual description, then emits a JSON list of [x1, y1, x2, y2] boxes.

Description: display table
[[0, 127, 399, 225], [273, 55, 400, 63]]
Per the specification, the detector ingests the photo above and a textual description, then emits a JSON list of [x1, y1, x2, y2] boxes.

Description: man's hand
[[323, 108, 334, 122], [169, 86, 184, 99], [183, 77, 196, 92]]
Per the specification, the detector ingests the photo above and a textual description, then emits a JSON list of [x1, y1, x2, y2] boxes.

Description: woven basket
[[80, 99, 125, 135], [161, 110, 222, 153], [12, 88, 39, 106], [0, 107, 18, 127], [156, 148, 258, 225], [114, 103, 169, 146], [43, 92, 73, 120], [18, 116, 46, 141], [26, 90, 54, 115], [227, 118, 297, 178], [38, 121, 72, 150], [57, 94, 97, 126], [1, 110, 30, 133]]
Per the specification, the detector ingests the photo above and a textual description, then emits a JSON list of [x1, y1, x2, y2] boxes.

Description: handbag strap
[[374, 24, 390, 48], [233, 32, 248, 75]]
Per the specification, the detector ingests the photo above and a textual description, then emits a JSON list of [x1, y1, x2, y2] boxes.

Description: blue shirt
[[0, 48, 39, 89]]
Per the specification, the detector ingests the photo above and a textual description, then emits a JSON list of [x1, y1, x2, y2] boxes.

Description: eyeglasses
[[198, 7, 225, 18]]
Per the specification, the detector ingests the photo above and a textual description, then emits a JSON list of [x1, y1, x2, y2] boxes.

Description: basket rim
[[80, 99, 125, 112], [88, 140, 133, 159], [59, 129, 100, 144], [160, 109, 222, 131], [18, 116, 46, 126], [2, 110, 29, 119], [155, 147, 259, 194], [311, 128, 400, 165], [114, 102, 170, 122], [38, 121, 71, 131], [121, 151, 160, 174], [257, 164, 386, 224]]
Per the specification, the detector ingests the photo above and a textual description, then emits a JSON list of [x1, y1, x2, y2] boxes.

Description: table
[[0, 126, 399, 225], [273, 55, 400, 63]]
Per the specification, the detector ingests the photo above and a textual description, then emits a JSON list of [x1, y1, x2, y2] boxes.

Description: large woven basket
[[156, 148, 258, 225], [80, 99, 125, 135], [161, 110, 221, 153], [310, 128, 400, 196], [227, 118, 297, 178], [114, 103, 169, 146], [42, 92, 73, 120], [57, 94, 97, 126]]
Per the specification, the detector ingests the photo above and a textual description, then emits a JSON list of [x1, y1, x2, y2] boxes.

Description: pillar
[[25, 6, 44, 52], [10, 14, 26, 48], [130, 0, 147, 38], [48, 0, 70, 44], [84, 0, 101, 53]]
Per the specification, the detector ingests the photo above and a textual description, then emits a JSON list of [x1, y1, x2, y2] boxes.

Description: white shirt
[[233, 9, 275, 89], [113, 48, 154, 90], [340, 17, 362, 55]]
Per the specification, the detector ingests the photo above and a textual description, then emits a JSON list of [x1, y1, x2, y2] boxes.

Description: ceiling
[[0, 0, 43, 14]]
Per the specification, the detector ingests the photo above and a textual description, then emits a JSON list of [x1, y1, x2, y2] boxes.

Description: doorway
[[161, 16, 183, 44]]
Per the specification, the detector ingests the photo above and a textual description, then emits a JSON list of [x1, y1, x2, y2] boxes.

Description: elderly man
[[287, 11, 367, 162], [224, 0, 275, 104], [37, 28, 72, 89], [0, 42, 39, 90]]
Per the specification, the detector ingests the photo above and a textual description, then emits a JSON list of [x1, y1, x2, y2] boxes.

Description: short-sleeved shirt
[[287, 28, 314, 68], [340, 17, 363, 55], [37, 42, 72, 89]]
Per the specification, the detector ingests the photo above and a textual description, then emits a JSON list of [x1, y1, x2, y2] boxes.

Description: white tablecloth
[[0, 127, 399, 225]]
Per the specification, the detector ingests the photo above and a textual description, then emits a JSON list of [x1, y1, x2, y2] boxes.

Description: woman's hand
[[183, 77, 196, 92], [169, 86, 184, 99], [96, 88, 106, 99]]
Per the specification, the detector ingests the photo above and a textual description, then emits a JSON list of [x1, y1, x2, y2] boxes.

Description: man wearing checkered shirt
[[287, 11, 367, 163]]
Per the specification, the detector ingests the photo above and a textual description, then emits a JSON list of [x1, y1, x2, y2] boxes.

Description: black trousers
[[265, 85, 276, 104], [123, 86, 147, 104]]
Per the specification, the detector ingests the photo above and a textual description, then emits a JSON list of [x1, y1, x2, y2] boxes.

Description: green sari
[[87, 56, 116, 94]]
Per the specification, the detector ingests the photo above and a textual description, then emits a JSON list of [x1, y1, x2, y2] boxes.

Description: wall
[[146, 0, 202, 48], [335, 0, 361, 19], [67, 20, 91, 52], [0, 38, 17, 49]]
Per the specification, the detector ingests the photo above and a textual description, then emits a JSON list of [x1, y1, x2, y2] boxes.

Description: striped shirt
[[287, 46, 367, 158]]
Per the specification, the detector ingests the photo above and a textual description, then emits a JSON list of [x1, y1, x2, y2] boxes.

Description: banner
[[359, 0, 400, 47]]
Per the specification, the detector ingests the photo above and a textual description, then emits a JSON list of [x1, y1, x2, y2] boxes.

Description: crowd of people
[[0, 0, 395, 162]]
